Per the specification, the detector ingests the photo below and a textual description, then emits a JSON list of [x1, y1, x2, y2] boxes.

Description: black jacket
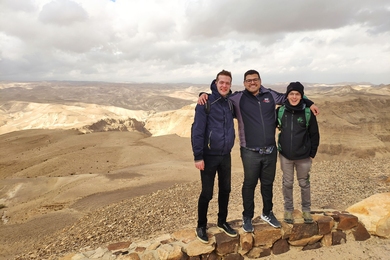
[[277, 100, 320, 159]]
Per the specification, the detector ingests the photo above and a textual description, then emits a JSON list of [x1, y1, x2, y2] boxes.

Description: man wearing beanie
[[286, 81, 304, 97], [277, 81, 320, 224]]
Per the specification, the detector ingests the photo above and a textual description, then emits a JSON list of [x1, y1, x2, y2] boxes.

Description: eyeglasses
[[245, 78, 260, 83]]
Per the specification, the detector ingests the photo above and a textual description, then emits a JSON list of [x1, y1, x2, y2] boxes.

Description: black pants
[[197, 154, 231, 228], [241, 147, 277, 218]]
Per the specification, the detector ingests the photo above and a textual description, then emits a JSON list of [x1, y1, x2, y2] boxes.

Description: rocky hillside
[[1, 81, 390, 259], [13, 157, 390, 259], [0, 81, 207, 135]]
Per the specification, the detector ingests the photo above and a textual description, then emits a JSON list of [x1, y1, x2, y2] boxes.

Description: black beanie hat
[[286, 82, 304, 97]]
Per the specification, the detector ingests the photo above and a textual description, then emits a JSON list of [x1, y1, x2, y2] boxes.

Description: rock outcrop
[[80, 117, 151, 135], [346, 192, 390, 238], [61, 210, 387, 259]]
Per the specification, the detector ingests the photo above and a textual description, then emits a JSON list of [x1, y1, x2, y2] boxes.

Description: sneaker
[[242, 216, 254, 233], [195, 226, 208, 243], [261, 211, 281, 228], [217, 222, 238, 237], [284, 211, 294, 224], [303, 211, 314, 224]]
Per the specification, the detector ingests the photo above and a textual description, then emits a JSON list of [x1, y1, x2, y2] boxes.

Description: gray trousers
[[279, 154, 312, 212]]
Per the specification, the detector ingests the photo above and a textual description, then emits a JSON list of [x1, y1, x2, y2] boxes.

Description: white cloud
[[0, 0, 389, 85]]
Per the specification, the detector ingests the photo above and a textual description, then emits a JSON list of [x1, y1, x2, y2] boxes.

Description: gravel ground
[[17, 158, 390, 259]]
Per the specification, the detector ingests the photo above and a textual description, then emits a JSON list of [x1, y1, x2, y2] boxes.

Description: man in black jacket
[[276, 82, 320, 224]]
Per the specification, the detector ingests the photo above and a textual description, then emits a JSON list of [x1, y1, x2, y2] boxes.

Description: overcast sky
[[0, 0, 389, 85]]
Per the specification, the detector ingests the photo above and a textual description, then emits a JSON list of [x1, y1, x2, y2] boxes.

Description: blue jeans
[[241, 147, 277, 218], [197, 154, 231, 228]]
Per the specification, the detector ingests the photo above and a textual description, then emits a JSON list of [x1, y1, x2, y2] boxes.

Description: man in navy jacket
[[191, 70, 237, 243]]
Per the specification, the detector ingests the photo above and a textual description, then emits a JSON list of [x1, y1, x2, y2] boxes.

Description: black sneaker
[[261, 211, 281, 228], [242, 216, 254, 233], [195, 227, 208, 243], [217, 222, 238, 237]]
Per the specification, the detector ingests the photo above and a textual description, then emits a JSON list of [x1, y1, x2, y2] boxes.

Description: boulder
[[346, 192, 390, 238]]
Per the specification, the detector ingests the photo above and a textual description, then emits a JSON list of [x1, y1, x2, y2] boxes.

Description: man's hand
[[310, 104, 320, 116], [197, 93, 208, 105], [195, 160, 205, 170]]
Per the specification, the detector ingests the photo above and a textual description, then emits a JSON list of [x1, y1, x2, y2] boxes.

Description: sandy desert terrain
[[0, 81, 390, 259]]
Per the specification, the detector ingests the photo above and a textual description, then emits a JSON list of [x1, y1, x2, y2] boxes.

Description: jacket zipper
[[290, 112, 294, 153], [208, 131, 212, 149], [258, 101, 266, 142]]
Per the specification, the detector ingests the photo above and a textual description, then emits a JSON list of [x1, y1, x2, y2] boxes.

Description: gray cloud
[[184, 0, 390, 37], [39, 0, 88, 25], [0, 0, 389, 84]]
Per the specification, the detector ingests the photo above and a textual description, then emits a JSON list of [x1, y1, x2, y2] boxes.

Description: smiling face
[[216, 75, 232, 97], [244, 73, 261, 95], [287, 90, 302, 106]]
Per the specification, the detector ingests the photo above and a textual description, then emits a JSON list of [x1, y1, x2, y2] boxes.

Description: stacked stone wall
[[66, 210, 377, 259]]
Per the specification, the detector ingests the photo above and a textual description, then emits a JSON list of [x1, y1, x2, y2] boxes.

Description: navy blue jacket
[[191, 80, 235, 161], [277, 100, 320, 159]]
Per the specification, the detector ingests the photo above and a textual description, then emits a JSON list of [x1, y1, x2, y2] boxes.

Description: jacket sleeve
[[308, 111, 320, 158], [269, 88, 287, 105], [191, 104, 207, 161], [302, 96, 314, 107]]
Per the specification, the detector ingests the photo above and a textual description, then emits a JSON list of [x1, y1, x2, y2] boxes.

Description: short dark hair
[[244, 69, 260, 80], [216, 70, 232, 82]]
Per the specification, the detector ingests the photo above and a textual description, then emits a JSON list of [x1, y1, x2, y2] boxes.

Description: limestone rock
[[280, 221, 292, 239], [141, 251, 157, 260], [346, 192, 390, 238], [238, 232, 253, 254], [107, 241, 132, 252], [302, 241, 322, 251], [332, 230, 346, 245], [135, 247, 146, 253], [289, 223, 318, 241], [272, 239, 289, 255], [247, 247, 271, 258], [199, 251, 218, 260], [252, 223, 281, 247], [117, 253, 140, 260], [214, 233, 239, 255], [313, 215, 334, 235], [156, 244, 184, 260], [289, 235, 323, 246], [184, 237, 215, 257], [172, 229, 196, 244], [325, 211, 341, 222], [321, 233, 333, 247], [352, 222, 371, 241], [223, 253, 244, 260], [337, 213, 358, 230]]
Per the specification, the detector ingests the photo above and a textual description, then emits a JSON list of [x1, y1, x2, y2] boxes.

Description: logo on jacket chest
[[262, 98, 270, 103], [297, 116, 306, 127]]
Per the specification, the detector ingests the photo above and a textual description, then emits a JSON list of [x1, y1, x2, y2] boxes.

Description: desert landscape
[[1, 81, 390, 259]]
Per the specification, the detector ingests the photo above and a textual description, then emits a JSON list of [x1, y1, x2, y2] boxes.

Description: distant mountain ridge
[[1, 81, 390, 142], [0, 81, 206, 111]]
